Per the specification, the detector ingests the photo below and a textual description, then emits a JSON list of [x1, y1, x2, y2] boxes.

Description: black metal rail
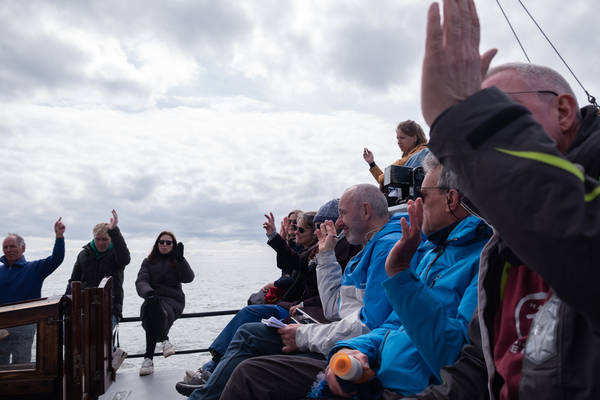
[[119, 309, 240, 359]]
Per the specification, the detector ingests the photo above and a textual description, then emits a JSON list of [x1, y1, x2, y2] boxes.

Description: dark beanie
[[314, 198, 340, 223]]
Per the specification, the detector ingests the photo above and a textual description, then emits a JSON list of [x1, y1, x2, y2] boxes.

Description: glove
[[176, 242, 184, 261]]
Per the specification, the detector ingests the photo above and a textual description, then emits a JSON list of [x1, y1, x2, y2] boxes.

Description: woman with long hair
[[136, 231, 195, 376], [363, 119, 430, 184]]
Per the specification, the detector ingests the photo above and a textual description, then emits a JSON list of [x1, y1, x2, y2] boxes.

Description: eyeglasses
[[293, 226, 310, 234], [158, 240, 173, 245], [505, 90, 558, 97]]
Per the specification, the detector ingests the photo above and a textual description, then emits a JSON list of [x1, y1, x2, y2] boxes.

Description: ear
[[446, 189, 461, 212], [361, 202, 371, 219], [556, 93, 579, 139]]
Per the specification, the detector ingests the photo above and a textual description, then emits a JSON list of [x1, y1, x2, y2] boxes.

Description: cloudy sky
[[1, 0, 598, 261]]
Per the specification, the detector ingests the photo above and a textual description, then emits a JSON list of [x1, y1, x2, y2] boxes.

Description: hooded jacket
[[135, 254, 194, 318], [331, 216, 491, 395], [68, 227, 131, 318], [295, 214, 404, 356], [410, 89, 600, 400]]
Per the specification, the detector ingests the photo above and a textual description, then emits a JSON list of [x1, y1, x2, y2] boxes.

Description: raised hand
[[421, 0, 496, 126], [315, 220, 338, 253], [385, 199, 423, 277], [362, 148, 374, 164], [263, 212, 276, 236], [176, 242, 184, 261], [280, 216, 290, 237], [54, 217, 65, 238], [109, 209, 119, 230]]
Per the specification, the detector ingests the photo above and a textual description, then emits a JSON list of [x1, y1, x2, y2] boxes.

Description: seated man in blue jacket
[[217, 154, 492, 399], [0, 218, 66, 365], [181, 184, 404, 399]]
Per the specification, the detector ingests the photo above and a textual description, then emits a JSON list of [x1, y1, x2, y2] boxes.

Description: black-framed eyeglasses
[[158, 240, 173, 245], [505, 90, 559, 97]]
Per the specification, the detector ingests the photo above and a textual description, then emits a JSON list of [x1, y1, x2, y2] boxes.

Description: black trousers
[[141, 297, 175, 359]]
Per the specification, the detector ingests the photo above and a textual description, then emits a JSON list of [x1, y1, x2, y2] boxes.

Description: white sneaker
[[183, 368, 211, 384], [139, 358, 154, 376], [162, 340, 175, 358]]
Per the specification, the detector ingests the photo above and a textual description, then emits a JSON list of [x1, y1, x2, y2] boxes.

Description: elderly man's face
[[335, 191, 367, 245], [2, 236, 25, 264], [482, 70, 566, 152], [420, 166, 451, 236]]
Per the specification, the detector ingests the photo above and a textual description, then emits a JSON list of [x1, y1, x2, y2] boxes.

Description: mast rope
[[495, 0, 598, 108]]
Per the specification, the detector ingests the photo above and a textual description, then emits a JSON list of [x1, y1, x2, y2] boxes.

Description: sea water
[[37, 236, 277, 372]]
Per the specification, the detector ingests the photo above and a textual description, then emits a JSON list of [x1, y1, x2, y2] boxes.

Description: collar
[[424, 220, 461, 246]]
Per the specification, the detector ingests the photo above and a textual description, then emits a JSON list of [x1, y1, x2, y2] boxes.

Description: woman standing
[[136, 231, 195, 376], [363, 119, 429, 184]]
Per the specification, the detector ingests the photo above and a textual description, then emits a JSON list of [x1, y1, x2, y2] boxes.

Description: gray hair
[[6, 233, 25, 248], [344, 184, 389, 218], [93, 222, 110, 237], [422, 153, 461, 195], [487, 62, 579, 108]]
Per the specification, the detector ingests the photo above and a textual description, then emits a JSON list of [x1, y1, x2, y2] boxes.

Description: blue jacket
[[296, 214, 404, 356], [0, 237, 65, 305], [331, 216, 491, 395]]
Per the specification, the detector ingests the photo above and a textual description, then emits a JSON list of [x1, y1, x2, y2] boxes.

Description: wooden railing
[[0, 277, 114, 400]]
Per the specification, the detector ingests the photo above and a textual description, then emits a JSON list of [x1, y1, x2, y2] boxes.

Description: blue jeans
[[207, 305, 288, 360], [190, 321, 323, 400]]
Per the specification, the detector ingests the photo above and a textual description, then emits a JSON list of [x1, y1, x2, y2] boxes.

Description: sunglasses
[[158, 240, 173, 245], [290, 225, 310, 233]]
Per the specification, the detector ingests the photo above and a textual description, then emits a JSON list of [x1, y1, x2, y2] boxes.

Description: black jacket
[[409, 89, 600, 400], [135, 255, 195, 318], [69, 227, 131, 318]]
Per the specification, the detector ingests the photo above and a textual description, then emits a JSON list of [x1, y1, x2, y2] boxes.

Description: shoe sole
[[139, 369, 154, 376], [175, 382, 203, 396]]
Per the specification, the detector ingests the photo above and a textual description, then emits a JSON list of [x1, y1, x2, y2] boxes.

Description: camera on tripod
[[383, 165, 425, 206]]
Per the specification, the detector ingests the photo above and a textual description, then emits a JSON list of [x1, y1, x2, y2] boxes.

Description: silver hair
[[422, 153, 461, 195], [344, 184, 389, 218], [6, 233, 25, 248], [487, 62, 579, 108]]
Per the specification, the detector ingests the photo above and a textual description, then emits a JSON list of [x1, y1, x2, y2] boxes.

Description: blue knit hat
[[314, 198, 340, 224]]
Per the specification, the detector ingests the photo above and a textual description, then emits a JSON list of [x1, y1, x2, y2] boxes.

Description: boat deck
[[100, 369, 186, 400]]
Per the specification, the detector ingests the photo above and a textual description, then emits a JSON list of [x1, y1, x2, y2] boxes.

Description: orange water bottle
[[329, 352, 370, 383]]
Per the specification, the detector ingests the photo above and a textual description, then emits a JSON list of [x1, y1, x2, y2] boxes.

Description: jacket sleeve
[[405, 311, 489, 400], [383, 267, 478, 380], [268, 233, 300, 274], [295, 309, 372, 356], [135, 259, 154, 299], [36, 237, 65, 280], [328, 326, 391, 367], [315, 250, 344, 321], [108, 226, 131, 268], [369, 164, 385, 185], [176, 258, 195, 283], [429, 87, 600, 331]]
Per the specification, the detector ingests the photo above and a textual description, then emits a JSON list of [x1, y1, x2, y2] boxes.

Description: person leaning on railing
[[0, 217, 65, 365], [136, 231, 195, 376]]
